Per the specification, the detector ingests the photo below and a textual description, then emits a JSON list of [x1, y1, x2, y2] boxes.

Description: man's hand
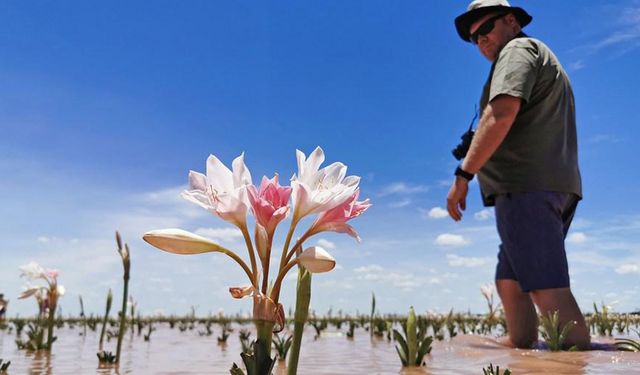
[[447, 176, 469, 221]]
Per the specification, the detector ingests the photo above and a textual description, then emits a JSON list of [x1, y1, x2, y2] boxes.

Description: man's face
[[469, 12, 515, 62]]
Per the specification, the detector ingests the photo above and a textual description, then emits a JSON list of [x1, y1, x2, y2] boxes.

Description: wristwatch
[[454, 166, 474, 181]]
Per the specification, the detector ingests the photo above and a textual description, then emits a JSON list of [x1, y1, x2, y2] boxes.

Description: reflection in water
[[0, 325, 638, 374], [28, 350, 52, 375]]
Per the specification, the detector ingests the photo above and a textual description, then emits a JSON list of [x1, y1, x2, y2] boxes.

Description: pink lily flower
[[247, 174, 292, 236], [304, 189, 371, 242], [182, 153, 253, 228]]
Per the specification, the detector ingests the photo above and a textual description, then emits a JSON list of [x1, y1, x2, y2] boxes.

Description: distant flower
[[229, 286, 255, 299], [18, 284, 47, 300], [480, 284, 495, 302], [19, 261, 46, 280], [18, 262, 64, 318]]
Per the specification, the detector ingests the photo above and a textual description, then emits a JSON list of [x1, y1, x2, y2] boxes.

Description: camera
[[452, 128, 475, 160], [452, 106, 479, 160]]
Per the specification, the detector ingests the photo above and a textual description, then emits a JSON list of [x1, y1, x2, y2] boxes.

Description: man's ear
[[505, 13, 519, 27]]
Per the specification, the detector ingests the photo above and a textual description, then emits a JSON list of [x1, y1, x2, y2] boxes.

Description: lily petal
[[232, 152, 253, 188], [19, 261, 46, 280], [143, 228, 227, 255], [188, 170, 208, 191], [297, 246, 336, 273], [229, 285, 255, 299], [18, 286, 45, 299], [206, 154, 234, 193]]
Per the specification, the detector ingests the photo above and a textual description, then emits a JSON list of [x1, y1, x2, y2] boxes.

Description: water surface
[[1, 325, 638, 374]]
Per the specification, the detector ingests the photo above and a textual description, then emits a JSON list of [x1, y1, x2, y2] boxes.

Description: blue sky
[[2, 1, 639, 318]]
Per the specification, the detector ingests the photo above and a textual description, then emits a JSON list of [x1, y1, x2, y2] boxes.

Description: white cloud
[[567, 232, 588, 244], [380, 182, 428, 196], [572, 4, 640, 61], [194, 227, 243, 242], [435, 234, 470, 247], [354, 264, 384, 273], [427, 207, 448, 219], [354, 270, 420, 291], [446, 254, 489, 268], [586, 134, 622, 144], [474, 209, 494, 221], [316, 238, 336, 250], [37, 236, 51, 243], [615, 264, 640, 274], [388, 198, 412, 208], [569, 60, 586, 71]]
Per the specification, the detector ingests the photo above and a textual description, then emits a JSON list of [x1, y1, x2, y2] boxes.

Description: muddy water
[[1, 325, 639, 374]]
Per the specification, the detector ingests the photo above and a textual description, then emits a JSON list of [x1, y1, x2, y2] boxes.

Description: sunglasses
[[470, 14, 506, 44]]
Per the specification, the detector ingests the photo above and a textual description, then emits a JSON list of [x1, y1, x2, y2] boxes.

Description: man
[[447, 0, 590, 350]]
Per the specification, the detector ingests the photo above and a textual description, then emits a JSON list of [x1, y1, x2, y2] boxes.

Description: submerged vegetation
[[483, 363, 511, 375], [539, 310, 577, 352], [0, 359, 10, 373], [393, 306, 433, 367]]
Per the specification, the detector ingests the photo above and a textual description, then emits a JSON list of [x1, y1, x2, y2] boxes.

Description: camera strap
[[468, 105, 479, 132]]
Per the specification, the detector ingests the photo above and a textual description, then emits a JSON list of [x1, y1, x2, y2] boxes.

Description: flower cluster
[[18, 261, 65, 317], [144, 146, 371, 326]]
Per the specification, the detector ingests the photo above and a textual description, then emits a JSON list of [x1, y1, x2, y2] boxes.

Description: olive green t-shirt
[[478, 36, 582, 206]]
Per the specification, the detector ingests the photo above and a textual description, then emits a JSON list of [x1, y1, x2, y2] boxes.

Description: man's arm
[[461, 94, 521, 174], [446, 94, 521, 221]]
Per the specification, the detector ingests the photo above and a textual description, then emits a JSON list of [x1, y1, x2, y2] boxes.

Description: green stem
[[278, 218, 299, 273], [240, 224, 259, 288], [287, 265, 311, 375], [115, 275, 129, 363], [284, 234, 309, 266], [261, 233, 274, 295], [255, 319, 274, 356], [270, 260, 298, 305], [46, 299, 57, 350], [98, 291, 112, 351], [217, 247, 255, 286]]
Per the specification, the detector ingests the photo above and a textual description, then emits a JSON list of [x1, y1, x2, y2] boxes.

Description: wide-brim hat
[[455, 0, 532, 42]]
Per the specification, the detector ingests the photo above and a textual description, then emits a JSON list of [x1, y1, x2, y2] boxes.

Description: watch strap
[[455, 166, 474, 181]]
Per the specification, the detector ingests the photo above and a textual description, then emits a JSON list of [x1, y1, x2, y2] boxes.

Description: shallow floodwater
[[1, 325, 639, 374]]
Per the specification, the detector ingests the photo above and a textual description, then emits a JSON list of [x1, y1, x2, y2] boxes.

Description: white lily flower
[[297, 246, 336, 273], [19, 261, 46, 280], [143, 228, 228, 255], [182, 153, 253, 227], [480, 284, 495, 301], [291, 146, 360, 221]]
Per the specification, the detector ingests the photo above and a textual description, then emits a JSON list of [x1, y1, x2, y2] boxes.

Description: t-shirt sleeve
[[489, 39, 539, 103]]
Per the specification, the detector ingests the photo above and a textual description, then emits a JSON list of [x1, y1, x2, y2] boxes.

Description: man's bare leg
[[496, 279, 538, 348], [530, 287, 590, 350]]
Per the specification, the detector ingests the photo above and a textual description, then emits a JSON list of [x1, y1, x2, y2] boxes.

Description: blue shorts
[[494, 191, 579, 292]]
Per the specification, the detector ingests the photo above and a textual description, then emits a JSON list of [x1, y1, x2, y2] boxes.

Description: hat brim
[[455, 6, 532, 42]]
